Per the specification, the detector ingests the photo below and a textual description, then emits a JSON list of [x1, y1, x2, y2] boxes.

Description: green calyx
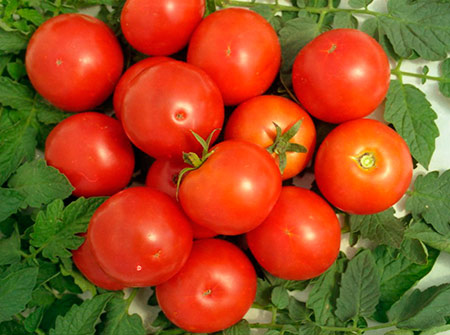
[[266, 119, 308, 174]]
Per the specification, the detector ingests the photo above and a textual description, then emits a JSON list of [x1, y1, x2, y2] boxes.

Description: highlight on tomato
[[156, 238, 257, 333], [45, 112, 135, 197], [292, 28, 390, 123], [25, 13, 123, 112], [224, 95, 316, 180], [314, 118, 413, 215], [247, 186, 341, 280]]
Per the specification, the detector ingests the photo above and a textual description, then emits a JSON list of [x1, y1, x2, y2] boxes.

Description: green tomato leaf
[[30, 197, 105, 262], [438, 58, 450, 98], [349, 208, 405, 249], [335, 250, 380, 322], [40, 294, 83, 332], [271, 286, 290, 310], [49, 293, 113, 335], [332, 12, 358, 29], [0, 188, 25, 222], [348, 0, 373, 8], [0, 29, 28, 54], [0, 227, 21, 265], [223, 319, 251, 335], [385, 330, 414, 335], [24, 306, 45, 332], [384, 80, 439, 169], [420, 324, 450, 335], [0, 320, 30, 335], [255, 278, 272, 307], [405, 170, 450, 235], [405, 220, 450, 253], [388, 284, 450, 330], [251, 4, 283, 32], [101, 294, 145, 335], [288, 297, 310, 322], [16, 8, 46, 26], [8, 160, 74, 208], [379, 0, 450, 60], [372, 245, 439, 322], [0, 264, 38, 323]]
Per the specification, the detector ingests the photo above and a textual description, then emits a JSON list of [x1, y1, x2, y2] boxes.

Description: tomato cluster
[[25, 1, 414, 333]]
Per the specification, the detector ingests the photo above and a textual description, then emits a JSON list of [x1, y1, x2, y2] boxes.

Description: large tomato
[[121, 0, 205, 56], [45, 112, 134, 197], [121, 60, 224, 159], [72, 234, 125, 291], [246, 186, 341, 280], [292, 28, 390, 123], [113, 56, 173, 119], [224, 95, 316, 180], [156, 239, 257, 333], [87, 187, 193, 287], [187, 8, 281, 105], [25, 13, 123, 112], [145, 159, 217, 239], [314, 119, 413, 215], [179, 140, 282, 235]]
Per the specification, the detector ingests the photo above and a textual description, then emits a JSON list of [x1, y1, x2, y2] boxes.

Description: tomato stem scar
[[357, 152, 376, 169]]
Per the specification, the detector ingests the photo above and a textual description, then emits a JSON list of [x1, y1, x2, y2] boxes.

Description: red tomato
[[113, 56, 173, 119], [121, 60, 224, 159], [87, 187, 193, 287], [25, 14, 123, 112], [145, 159, 217, 239], [224, 95, 316, 180], [187, 8, 281, 105], [72, 234, 125, 291], [156, 239, 257, 333], [292, 28, 390, 123], [45, 112, 134, 197], [314, 119, 413, 215], [179, 140, 282, 235], [121, 0, 205, 56], [247, 186, 341, 280]]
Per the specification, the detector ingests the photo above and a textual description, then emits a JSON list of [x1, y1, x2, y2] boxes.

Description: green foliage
[[439, 58, 450, 97]]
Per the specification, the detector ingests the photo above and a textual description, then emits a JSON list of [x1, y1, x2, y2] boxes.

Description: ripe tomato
[[224, 95, 316, 180], [121, 0, 205, 56], [156, 239, 257, 333], [145, 159, 217, 239], [246, 186, 341, 280], [25, 13, 123, 112], [179, 140, 282, 235], [113, 56, 173, 120], [292, 28, 390, 123], [121, 60, 224, 159], [72, 234, 125, 291], [187, 8, 281, 105], [45, 112, 134, 197], [87, 187, 193, 287], [314, 119, 413, 215]]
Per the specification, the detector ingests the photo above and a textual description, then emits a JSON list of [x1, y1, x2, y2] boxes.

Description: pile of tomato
[[24, 0, 414, 333]]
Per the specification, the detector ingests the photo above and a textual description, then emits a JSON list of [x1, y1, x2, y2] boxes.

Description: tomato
[[72, 234, 125, 291], [121, 60, 224, 159], [113, 56, 173, 120], [224, 95, 316, 180], [145, 159, 217, 239], [87, 187, 193, 287], [25, 13, 123, 112], [314, 119, 413, 215], [156, 239, 257, 333], [292, 28, 390, 123], [187, 8, 281, 105], [45, 112, 134, 197], [179, 140, 282, 235], [246, 186, 341, 280], [121, 0, 205, 56]]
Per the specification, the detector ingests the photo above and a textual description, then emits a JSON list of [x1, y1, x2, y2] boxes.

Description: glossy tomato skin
[[121, 60, 224, 160], [45, 112, 134, 197], [156, 239, 257, 333], [187, 8, 281, 105], [25, 14, 123, 112], [121, 0, 205, 56], [292, 28, 390, 123], [72, 234, 126, 291], [179, 140, 282, 235], [88, 187, 193, 287], [113, 56, 173, 119], [314, 119, 413, 215], [145, 159, 217, 239], [247, 186, 341, 280], [224, 95, 316, 179]]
